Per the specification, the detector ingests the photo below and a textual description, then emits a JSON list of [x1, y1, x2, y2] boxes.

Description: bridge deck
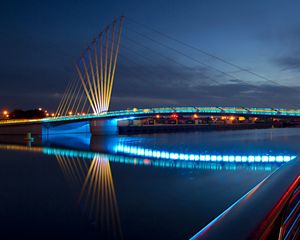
[[1, 106, 300, 125]]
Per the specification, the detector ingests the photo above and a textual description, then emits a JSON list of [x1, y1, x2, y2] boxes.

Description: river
[[0, 127, 299, 239]]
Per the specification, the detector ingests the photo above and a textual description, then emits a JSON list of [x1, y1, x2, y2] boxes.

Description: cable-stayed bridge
[[0, 16, 299, 239], [1, 16, 300, 135]]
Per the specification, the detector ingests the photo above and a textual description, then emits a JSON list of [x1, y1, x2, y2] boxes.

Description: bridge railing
[[191, 158, 300, 240], [1, 106, 300, 125], [0, 118, 43, 125]]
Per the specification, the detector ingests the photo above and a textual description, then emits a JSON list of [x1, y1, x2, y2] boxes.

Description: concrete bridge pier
[[90, 119, 118, 135], [42, 120, 90, 135]]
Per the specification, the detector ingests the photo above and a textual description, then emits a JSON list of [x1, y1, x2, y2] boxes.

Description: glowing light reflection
[[114, 144, 296, 164], [56, 154, 123, 239], [0, 144, 286, 171]]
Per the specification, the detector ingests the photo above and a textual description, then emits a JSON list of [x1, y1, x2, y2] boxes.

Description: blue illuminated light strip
[[114, 144, 296, 163], [0, 144, 287, 171], [41, 147, 276, 171]]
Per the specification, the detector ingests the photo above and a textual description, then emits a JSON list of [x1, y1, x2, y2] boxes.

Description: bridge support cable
[[122, 35, 219, 85], [107, 17, 124, 110], [118, 55, 159, 87], [61, 79, 79, 115], [55, 81, 72, 117], [55, 74, 94, 117], [126, 18, 300, 109], [76, 64, 98, 114], [106, 21, 116, 111], [122, 25, 285, 107], [87, 105, 91, 114], [116, 28, 268, 107], [56, 79, 78, 117], [62, 79, 78, 116], [72, 16, 124, 115], [81, 96, 90, 115], [99, 33, 104, 114], [75, 88, 87, 114], [55, 85, 67, 117], [125, 26, 243, 83], [103, 27, 109, 113], [61, 78, 81, 116], [116, 49, 268, 108], [87, 47, 100, 113], [81, 55, 100, 113], [119, 37, 221, 85], [126, 17, 281, 86], [61, 80, 81, 116], [93, 38, 101, 112], [69, 82, 84, 115]]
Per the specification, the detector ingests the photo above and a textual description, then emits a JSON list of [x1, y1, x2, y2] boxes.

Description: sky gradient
[[1, 0, 300, 112]]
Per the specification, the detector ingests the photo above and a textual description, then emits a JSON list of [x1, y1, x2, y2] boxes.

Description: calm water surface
[[0, 128, 299, 239]]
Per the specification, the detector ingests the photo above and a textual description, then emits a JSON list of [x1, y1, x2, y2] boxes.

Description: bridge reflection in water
[[56, 154, 123, 239]]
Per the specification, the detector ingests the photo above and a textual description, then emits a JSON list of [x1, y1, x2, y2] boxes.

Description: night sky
[[1, 0, 300, 112]]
